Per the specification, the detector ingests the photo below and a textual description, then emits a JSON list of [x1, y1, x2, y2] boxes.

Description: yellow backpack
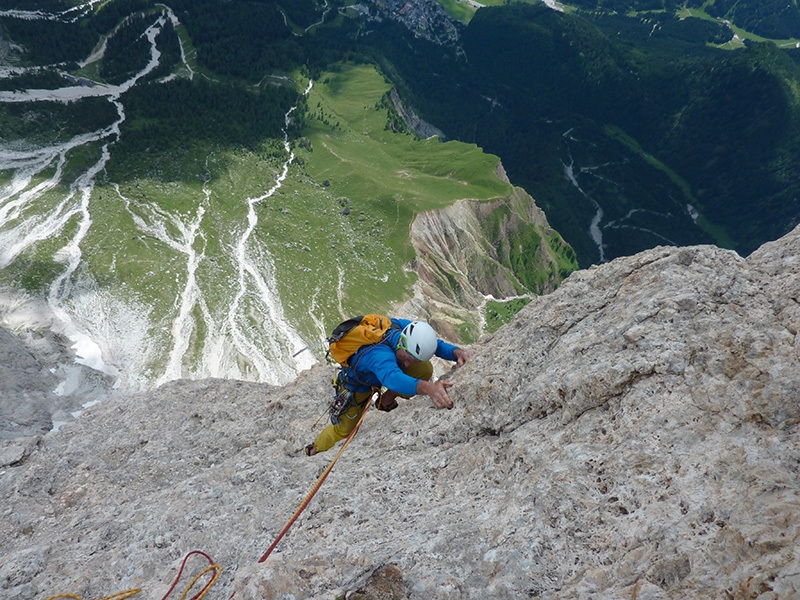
[[327, 314, 397, 367]]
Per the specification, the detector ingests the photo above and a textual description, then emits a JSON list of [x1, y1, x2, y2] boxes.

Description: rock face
[[0, 308, 116, 441], [408, 183, 577, 342], [0, 326, 56, 440], [389, 88, 445, 140], [1, 226, 799, 600]]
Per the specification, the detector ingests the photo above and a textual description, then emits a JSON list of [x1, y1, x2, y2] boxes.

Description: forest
[[1, 0, 155, 65], [2, 0, 799, 266], [362, 3, 800, 263], [111, 77, 299, 161], [566, 0, 800, 40]]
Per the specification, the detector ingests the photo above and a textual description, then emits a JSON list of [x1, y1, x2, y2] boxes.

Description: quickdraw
[[328, 373, 354, 424]]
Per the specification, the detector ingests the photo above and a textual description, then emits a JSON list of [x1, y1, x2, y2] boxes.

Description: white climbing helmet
[[398, 321, 437, 361]]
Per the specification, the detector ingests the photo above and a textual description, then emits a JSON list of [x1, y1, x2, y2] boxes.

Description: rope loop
[[44, 550, 220, 600], [161, 550, 221, 600]]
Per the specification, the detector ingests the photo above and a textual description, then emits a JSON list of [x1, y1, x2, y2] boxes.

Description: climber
[[305, 318, 476, 456]]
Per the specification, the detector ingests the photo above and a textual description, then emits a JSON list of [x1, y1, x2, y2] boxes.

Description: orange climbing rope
[[159, 549, 221, 600], [258, 393, 374, 563], [44, 549, 221, 600], [45, 395, 374, 598], [46, 592, 140, 600]]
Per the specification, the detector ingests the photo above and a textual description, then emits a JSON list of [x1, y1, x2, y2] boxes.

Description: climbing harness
[[258, 392, 375, 563], [296, 316, 397, 425], [329, 372, 354, 424]]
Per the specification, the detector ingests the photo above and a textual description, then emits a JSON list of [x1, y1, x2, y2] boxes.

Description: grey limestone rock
[[0, 325, 56, 440], [1, 226, 799, 599], [0, 323, 115, 442]]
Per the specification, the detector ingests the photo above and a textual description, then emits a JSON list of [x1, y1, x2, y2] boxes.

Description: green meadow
[[97, 62, 513, 354], [0, 59, 531, 381], [437, 0, 478, 23], [274, 63, 512, 334]]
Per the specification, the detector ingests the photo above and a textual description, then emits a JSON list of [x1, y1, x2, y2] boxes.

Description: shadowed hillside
[[375, 3, 800, 265]]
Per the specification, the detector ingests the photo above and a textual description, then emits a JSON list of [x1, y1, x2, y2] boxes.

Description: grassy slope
[[105, 61, 515, 351], [0, 57, 552, 383], [280, 63, 512, 333]]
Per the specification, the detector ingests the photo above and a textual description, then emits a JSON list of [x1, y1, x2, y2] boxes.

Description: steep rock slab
[[0, 227, 798, 599], [450, 232, 800, 597], [0, 325, 55, 441]]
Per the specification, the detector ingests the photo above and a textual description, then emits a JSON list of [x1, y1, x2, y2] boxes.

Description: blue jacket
[[342, 318, 459, 396]]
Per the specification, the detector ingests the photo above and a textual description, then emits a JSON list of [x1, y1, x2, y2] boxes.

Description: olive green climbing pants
[[312, 359, 433, 453]]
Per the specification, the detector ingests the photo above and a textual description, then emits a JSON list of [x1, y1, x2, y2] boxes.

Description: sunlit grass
[[437, 0, 478, 23], [290, 63, 512, 329]]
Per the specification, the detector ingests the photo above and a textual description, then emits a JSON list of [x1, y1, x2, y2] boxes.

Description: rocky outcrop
[[0, 326, 56, 441], [389, 88, 445, 140], [0, 296, 116, 441], [1, 226, 798, 600], [406, 183, 577, 341]]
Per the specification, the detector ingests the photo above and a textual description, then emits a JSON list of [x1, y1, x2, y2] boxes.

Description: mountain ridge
[[404, 178, 575, 341]]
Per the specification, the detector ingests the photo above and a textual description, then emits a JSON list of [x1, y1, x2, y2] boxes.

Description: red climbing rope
[[45, 550, 221, 600], [258, 396, 374, 563], [159, 549, 221, 600]]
